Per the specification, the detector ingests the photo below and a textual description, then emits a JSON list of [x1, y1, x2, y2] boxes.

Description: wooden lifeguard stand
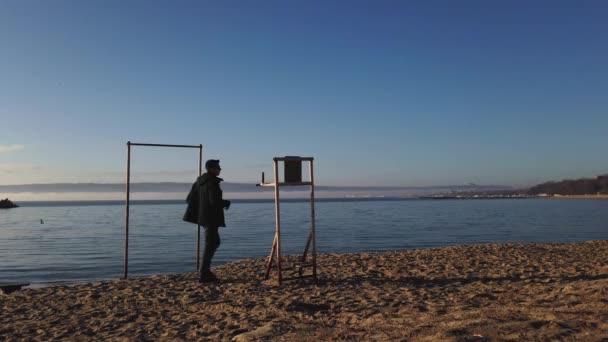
[[257, 156, 317, 284]]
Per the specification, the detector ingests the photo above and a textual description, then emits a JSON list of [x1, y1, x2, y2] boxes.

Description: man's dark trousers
[[200, 226, 220, 275]]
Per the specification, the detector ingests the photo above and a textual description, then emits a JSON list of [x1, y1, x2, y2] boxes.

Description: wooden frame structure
[[257, 156, 317, 284], [124, 141, 203, 279]]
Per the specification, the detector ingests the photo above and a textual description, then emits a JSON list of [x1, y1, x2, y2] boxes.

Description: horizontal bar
[[128, 142, 202, 149], [256, 182, 313, 187], [273, 157, 314, 161]]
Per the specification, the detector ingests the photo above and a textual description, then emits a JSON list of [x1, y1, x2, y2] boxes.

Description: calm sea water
[[1, 199, 607, 285]]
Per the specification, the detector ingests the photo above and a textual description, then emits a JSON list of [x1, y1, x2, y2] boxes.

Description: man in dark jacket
[[196, 159, 230, 282]]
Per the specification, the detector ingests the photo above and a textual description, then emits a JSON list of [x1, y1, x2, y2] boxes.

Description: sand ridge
[[1, 241, 607, 341]]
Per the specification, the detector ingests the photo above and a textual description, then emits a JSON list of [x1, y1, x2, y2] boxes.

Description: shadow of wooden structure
[[257, 156, 317, 285], [123, 141, 202, 279]]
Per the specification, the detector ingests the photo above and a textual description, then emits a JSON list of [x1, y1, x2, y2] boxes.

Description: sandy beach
[[1, 241, 607, 341]]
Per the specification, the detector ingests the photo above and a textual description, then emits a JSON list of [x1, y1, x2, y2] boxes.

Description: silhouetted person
[[184, 159, 230, 283]]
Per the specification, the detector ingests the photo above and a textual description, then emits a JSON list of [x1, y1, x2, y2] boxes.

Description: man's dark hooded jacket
[[184, 173, 227, 227]]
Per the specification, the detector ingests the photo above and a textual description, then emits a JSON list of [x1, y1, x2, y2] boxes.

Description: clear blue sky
[[1, 0, 607, 187]]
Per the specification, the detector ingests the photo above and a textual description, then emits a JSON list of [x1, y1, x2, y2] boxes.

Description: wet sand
[[1, 241, 607, 341]]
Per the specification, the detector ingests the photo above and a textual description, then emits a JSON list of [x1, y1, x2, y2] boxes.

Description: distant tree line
[[529, 175, 608, 195], [0, 198, 19, 209]]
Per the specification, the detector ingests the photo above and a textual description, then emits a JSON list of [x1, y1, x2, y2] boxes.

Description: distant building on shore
[[597, 175, 608, 193]]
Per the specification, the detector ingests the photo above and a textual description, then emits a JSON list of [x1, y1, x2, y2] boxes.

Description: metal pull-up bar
[[124, 141, 203, 279], [128, 143, 202, 148]]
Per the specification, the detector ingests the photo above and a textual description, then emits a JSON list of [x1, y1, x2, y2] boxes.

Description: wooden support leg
[[310, 160, 317, 282], [273, 159, 282, 285], [265, 233, 278, 279], [302, 230, 313, 262], [312, 229, 317, 281], [276, 235, 282, 285]]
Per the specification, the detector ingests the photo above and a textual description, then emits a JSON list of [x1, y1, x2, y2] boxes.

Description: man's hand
[[224, 200, 231, 210]]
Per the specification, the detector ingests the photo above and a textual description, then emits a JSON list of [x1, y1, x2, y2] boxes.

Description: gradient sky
[[1, 0, 607, 187]]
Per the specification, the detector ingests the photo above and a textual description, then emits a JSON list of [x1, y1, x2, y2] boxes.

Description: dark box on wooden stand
[[284, 157, 302, 183]]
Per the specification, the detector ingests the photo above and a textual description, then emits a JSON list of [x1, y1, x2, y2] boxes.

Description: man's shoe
[[198, 271, 219, 283]]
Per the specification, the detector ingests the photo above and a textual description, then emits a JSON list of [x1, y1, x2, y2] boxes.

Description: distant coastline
[[529, 174, 608, 196], [12, 195, 608, 207], [4, 175, 608, 203]]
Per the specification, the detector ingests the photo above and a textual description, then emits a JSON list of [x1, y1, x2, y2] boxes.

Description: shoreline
[[543, 194, 608, 199], [2, 241, 607, 340], [10, 239, 608, 289]]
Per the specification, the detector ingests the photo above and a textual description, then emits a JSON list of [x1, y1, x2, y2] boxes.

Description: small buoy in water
[[40, 219, 44, 224]]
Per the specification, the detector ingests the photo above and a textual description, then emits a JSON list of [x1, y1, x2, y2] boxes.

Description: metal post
[[124, 141, 131, 279], [196, 144, 202, 271], [310, 159, 317, 280], [273, 159, 282, 284]]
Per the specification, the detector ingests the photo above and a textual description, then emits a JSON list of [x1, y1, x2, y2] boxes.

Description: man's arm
[[207, 181, 222, 207], [208, 181, 230, 209]]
